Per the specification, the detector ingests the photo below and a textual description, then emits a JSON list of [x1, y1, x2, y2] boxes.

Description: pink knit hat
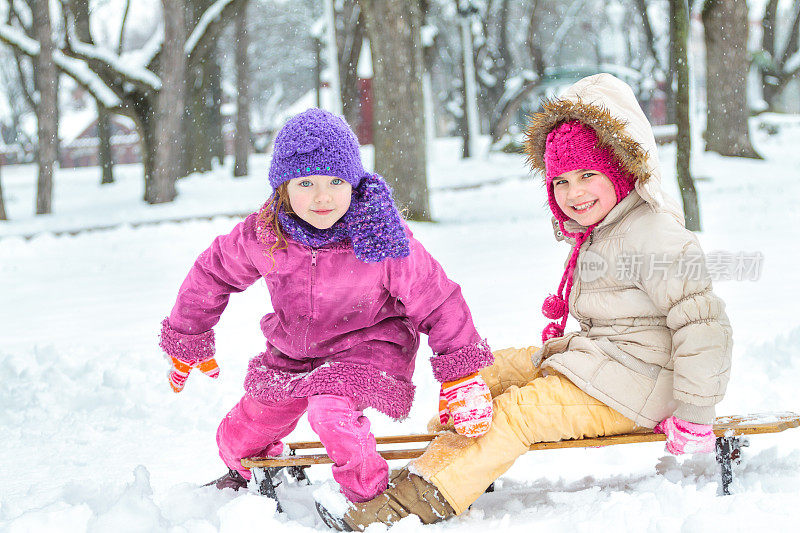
[[541, 121, 636, 343], [544, 121, 635, 222]]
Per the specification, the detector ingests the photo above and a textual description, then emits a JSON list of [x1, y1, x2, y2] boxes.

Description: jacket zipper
[[310, 248, 317, 317], [304, 248, 317, 357]]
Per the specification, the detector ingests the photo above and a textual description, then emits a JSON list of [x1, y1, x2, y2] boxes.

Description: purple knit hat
[[265, 108, 409, 263], [269, 108, 365, 189], [540, 121, 636, 343]]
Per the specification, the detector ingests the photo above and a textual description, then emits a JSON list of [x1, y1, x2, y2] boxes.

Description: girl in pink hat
[[318, 74, 733, 531]]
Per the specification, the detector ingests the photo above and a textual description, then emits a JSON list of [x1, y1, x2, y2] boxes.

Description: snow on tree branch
[[69, 39, 161, 91], [0, 22, 38, 55], [544, 0, 588, 60], [54, 52, 122, 107], [0, 22, 122, 108], [786, 51, 800, 75], [121, 24, 164, 72], [185, 0, 236, 56]]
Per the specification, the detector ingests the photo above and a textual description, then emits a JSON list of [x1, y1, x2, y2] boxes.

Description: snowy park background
[[2, 118, 800, 531], [3, 0, 800, 531]]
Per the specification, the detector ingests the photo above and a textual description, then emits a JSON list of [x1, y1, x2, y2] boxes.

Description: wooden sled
[[241, 412, 800, 511]]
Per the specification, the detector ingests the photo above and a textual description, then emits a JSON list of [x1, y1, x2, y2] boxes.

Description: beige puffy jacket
[[525, 74, 732, 427]]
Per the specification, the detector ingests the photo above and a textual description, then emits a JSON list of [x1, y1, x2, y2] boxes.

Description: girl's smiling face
[[287, 175, 352, 229], [552, 169, 618, 226]]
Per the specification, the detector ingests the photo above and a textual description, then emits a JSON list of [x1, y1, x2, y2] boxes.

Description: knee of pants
[[491, 385, 527, 422], [306, 394, 359, 434], [481, 346, 541, 397], [491, 374, 573, 417]]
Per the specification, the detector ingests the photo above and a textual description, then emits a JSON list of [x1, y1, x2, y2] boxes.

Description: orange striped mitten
[[159, 318, 220, 393], [439, 372, 493, 438], [168, 355, 220, 393]]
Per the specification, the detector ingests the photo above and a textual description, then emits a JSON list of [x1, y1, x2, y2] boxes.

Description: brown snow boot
[[317, 467, 455, 531], [204, 468, 249, 491]]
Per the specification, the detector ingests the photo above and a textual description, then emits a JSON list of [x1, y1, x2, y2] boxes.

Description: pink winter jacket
[[164, 209, 493, 419]]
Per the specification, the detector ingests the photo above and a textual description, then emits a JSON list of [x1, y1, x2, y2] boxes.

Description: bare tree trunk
[[482, 0, 511, 133], [183, 0, 222, 175], [149, 0, 185, 204], [338, 2, 365, 129], [314, 37, 322, 108], [459, 13, 479, 157], [760, 0, 800, 109], [233, 0, 251, 177], [136, 99, 158, 195], [184, 58, 215, 174], [634, 0, 661, 71], [702, 0, 761, 158], [97, 105, 115, 183], [489, 1, 543, 145], [666, 1, 677, 126], [209, 59, 225, 164], [634, 0, 668, 117], [459, 53, 471, 158], [359, 0, 429, 220], [70, 0, 116, 183], [762, 0, 779, 60], [34, 0, 58, 215], [0, 166, 7, 220], [670, 0, 700, 231], [420, 0, 437, 145]]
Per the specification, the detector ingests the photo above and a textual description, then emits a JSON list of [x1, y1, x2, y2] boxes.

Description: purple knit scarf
[[275, 173, 410, 263], [278, 209, 349, 248]]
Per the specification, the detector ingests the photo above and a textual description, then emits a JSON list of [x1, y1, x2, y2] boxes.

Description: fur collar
[[524, 97, 652, 185]]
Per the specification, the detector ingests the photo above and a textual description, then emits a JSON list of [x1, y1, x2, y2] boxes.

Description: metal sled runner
[[241, 412, 800, 512]]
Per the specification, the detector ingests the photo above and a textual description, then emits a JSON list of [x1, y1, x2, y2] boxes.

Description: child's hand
[[654, 416, 716, 455], [159, 319, 219, 393], [439, 372, 493, 438], [168, 355, 220, 393]]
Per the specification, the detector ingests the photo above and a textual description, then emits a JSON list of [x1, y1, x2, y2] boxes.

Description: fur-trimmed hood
[[524, 73, 683, 226]]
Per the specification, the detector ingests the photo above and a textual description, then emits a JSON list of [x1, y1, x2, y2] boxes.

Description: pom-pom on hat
[[544, 120, 636, 223], [269, 108, 366, 189]]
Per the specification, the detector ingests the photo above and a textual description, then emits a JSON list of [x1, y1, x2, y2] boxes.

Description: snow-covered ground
[[2, 119, 800, 532]]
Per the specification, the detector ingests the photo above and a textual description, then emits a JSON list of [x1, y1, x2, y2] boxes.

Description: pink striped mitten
[[168, 355, 220, 393], [159, 318, 220, 393], [654, 416, 716, 455], [439, 372, 493, 438]]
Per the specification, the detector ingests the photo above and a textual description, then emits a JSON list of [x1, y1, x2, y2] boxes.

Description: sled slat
[[287, 433, 437, 451], [242, 448, 430, 468], [242, 412, 799, 469]]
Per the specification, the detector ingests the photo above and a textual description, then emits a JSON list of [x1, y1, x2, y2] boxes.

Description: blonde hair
[[258, 183, 293, 272]]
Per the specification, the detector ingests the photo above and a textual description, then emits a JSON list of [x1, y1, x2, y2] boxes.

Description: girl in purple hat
[[158, 108, 494, 502], [317, 74, 733, 531]]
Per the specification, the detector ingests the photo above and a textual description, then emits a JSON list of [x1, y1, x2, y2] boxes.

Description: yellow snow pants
[[412, 346, 637, 514]]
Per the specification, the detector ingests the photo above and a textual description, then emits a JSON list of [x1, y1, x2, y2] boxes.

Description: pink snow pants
[[216, 393, 389, 502]]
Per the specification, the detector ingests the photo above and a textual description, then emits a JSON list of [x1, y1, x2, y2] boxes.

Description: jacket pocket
[[537, 332, 579, 366], [595, 338, 661, 380]]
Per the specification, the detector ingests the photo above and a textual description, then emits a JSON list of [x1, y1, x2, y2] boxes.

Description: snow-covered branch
[[69, 39, 161, 91], [544, 0, 588, 60], [786, 50, 800, 76], [0, 22, 121, 108], [120, 24, 163, 73], [185, 0, 237, 57], [53, 51, 122, 107], [0, 22, 38, 55]]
